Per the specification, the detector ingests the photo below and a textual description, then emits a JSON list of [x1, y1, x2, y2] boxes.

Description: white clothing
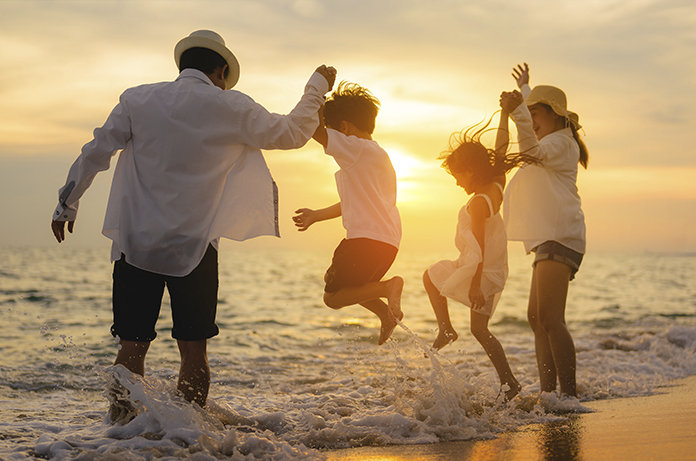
[[428, 184, 508, 316], [325, 129, 402, 249], [53, 69, 328, 276], [503, 84, 586, 254]]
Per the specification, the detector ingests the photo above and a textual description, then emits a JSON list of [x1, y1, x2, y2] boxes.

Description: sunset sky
[[1, 0, 695, 255]]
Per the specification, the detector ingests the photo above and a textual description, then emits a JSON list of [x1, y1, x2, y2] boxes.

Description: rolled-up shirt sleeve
[[324, 129, 364, 168], [52, 97, 131, 221]]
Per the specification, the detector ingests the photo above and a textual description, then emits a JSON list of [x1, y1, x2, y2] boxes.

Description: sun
[[383, 145, 432, 204], [386, 146, 422, 181]]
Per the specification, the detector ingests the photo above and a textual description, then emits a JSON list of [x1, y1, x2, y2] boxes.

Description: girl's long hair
[[440, 114, 540, 185], [541, 103, 589, 169], [569, 123, 589, 169]]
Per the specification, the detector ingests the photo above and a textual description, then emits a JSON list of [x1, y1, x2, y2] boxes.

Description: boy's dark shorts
[[111, 244, 219, 342], [324, 238, 398, 293], [532, 240, 584, 281]]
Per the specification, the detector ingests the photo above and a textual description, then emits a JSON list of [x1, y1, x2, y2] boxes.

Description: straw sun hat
[[526, 85, 581, 130], [174, 30, 240, 89]]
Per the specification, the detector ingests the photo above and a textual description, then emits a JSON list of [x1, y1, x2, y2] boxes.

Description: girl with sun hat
[[500, 63, 589, 398]]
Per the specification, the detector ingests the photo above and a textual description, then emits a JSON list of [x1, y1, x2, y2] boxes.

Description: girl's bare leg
[[470, 310, 521, 400], [423, 270, 458, 350], [528, 270, 558, 392], [532, 260, 577, 397]]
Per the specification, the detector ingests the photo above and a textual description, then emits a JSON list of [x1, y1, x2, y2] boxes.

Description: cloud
[[1, 0, 694, 169]]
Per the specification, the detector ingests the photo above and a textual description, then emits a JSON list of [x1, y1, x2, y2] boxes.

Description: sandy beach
[[327, 375, 696, 461]]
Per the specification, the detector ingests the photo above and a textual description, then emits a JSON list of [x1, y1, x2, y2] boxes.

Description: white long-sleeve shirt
[[53, 69, 328, 276], [503, 84, 586, 254]]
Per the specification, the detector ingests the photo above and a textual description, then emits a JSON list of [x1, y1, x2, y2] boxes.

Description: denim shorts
[[532, 241, 584, 280]]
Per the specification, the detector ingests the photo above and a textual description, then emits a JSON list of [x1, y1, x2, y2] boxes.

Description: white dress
[[427, 184, 508, 316]]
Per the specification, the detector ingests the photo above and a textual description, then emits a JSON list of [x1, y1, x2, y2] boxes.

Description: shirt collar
[[176, 68, 215, 87]]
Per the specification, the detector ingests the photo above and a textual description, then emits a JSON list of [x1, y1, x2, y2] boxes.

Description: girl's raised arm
[[494, 109, 509, 157], [512, 62, 529, 89]]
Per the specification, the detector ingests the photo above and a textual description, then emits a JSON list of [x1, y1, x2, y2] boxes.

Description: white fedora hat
[[174, 30, 240, 89]]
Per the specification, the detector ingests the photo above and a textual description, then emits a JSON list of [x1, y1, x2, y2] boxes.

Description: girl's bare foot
[[432, 328, 458, 350], [387, 276, 404, 320], [501, 381, 522, 402]]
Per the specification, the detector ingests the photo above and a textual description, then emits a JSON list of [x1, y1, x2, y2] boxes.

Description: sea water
[[1, 244, 695, 460]]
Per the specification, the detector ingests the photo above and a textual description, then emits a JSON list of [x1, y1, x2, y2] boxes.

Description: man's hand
[[292, 208, 319, 231], [499, 90, 523, 113], [512, 62, 529, 89], [51, 220, 74, 243], [315, 65, 337, 92]]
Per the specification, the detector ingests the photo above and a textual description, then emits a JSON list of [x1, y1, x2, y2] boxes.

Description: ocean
[[1, 244, 695, 460]]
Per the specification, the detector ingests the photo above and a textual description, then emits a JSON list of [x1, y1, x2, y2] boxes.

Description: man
[[51, 29, 336, 410]]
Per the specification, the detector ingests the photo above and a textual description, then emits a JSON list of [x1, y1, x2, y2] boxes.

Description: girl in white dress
[[424, 116, 538, 400]]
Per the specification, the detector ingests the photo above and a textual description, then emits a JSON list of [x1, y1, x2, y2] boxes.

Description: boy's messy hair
[[440, 114, 540, 185], [323, 82, 380, 134]]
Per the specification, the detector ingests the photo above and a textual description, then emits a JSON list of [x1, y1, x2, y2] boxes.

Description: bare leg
[[470, 310, 521, 400], [533, 260, 576, 397], [423, 270, 458, 350], [109, 340, 150, 423], [324, 276, 404, 345], [360, 299, 401, 345], [114, 340, 150, 375], [324, 276, 403, 315], [527, 270, 557, 393], [177, 340, 210, 407]]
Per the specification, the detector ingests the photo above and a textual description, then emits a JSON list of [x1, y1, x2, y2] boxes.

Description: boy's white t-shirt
[[325, 128, 402, 249]]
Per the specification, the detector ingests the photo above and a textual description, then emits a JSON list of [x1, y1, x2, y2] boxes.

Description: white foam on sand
[[32, 365, 323, 460], [24, 322, 696, 460]]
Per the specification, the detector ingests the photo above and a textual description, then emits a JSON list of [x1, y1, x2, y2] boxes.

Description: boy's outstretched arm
[[312, 105, 328, 147], [293, 203, 341, 231]]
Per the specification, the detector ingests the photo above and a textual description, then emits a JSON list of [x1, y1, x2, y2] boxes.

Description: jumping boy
[[293, 82, 403, 345]]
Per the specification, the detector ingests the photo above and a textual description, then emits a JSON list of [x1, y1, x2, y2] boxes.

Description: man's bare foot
[[386, 276, 404, 320], [432, 328, 458, 350]]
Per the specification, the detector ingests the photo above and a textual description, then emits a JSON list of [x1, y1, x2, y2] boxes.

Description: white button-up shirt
[[53, 69, 328, 276], [503, 84, 586, 255]]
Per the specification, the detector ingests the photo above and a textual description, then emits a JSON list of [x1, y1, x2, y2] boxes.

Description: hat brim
[[526, 95, 581, 130], [174, 36, 240, 89]]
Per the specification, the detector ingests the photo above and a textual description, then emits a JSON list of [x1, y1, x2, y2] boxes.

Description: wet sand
[[326, 375, 696, 460]]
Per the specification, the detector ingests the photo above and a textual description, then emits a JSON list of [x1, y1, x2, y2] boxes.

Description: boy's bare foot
[[387, 276, 404, 320], [432, 328, 458, 350], [378, 299, 404, 346]]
